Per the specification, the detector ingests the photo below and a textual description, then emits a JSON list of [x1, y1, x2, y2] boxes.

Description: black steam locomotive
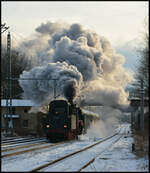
[[44, 99, 99, 142]]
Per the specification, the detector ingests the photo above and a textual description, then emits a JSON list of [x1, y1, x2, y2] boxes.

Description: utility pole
[[140, 79, 144, 134], [6, 32, 13, 136], [131, 107, 134, 133], [1, 23, 10, 136]]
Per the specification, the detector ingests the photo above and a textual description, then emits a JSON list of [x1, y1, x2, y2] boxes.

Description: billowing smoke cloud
[[19, 62, 82, 105], [52, 36, 103, 81], [18, 21, 133, 109], [79, 106, 121, 140], [35, 21, 67, 35]]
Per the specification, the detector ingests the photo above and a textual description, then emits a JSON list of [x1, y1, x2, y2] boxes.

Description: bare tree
[[1, 47, 32, 99], [132, 17, 149, 97]]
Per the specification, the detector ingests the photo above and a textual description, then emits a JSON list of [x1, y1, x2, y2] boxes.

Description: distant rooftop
[[1, 99, 41, 107]]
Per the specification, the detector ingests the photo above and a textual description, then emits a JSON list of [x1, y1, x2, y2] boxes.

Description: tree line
[[1, 47, 32, 99], [131, 18, 149, 97]]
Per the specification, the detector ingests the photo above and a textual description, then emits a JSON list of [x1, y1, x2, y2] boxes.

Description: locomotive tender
[[44, 99, 100, 142]]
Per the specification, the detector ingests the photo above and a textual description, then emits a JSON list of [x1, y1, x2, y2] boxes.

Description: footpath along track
[[2, 141, 69, 158], [30, 128, 122, 172]]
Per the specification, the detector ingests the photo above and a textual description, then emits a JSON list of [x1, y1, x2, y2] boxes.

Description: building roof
[[1, 99, 41, 107]]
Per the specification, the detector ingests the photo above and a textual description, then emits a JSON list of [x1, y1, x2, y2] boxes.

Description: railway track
[[77, 134, 123, 172], [2, 137, 46, 146], [2, 125, 130, 172], [30, 130, 121, 172], [2, 138, 47, 150], [2, 136, 21, 141], [2, 141, 47, 152], [2, 136, 37, 142], [2, 141, 68, 158]]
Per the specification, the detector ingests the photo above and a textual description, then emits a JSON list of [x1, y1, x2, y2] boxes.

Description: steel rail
[[2, 141, 67, 158], [2, 137, 39, 144], [2, 141, 47, 152], [77, 134, 123, 172], [2, 138, 45, 146], [2, 136, 20, 141], [30, 131, 120, 172]]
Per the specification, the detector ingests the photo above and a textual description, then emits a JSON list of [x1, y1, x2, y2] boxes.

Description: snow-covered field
[[1, 123, 149, 172]]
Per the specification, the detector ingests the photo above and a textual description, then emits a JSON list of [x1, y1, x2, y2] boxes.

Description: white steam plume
[[79, 106, 121, 140], [19, 61, 83, 105], [18, 21, 133, 109]]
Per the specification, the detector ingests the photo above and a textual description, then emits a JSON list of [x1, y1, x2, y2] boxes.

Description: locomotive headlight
[[46, 124, 50, 128], [64, 125, 67, 128]]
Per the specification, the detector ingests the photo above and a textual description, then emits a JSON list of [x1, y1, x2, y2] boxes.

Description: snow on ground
[[2, 140, 95, 171], [1, 123, 149, 172], [82, 133, 149, 171], [40, 133, 122, 171]]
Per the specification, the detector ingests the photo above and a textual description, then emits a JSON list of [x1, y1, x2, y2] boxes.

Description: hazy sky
[[2, 1, 148, 71]]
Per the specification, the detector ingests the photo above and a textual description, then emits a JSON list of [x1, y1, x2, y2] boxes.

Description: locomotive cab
[[45, 100, 70, 141], [44, 99, 99, 142]]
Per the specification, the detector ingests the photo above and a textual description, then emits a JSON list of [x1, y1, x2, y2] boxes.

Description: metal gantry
[[11, 78, 58, 99]]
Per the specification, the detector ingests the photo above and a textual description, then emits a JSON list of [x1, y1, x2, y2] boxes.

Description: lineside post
[[140, 79, 144, 134]]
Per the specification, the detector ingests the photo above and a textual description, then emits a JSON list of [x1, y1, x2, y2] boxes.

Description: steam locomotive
[[44, 99, 100, 142]]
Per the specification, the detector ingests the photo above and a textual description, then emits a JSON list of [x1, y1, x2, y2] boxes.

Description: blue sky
[[2, 1, 148, 72]]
